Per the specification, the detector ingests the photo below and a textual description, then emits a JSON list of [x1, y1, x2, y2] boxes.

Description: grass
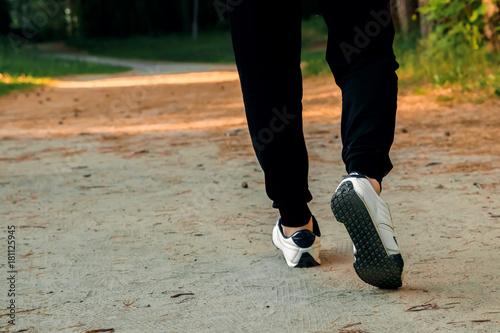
[[300, 16, 330, 77], [67, 32, 236, 64], [0, 76, 49, 96], [395, 36, 500, 84], [0, 37, 130, 97]]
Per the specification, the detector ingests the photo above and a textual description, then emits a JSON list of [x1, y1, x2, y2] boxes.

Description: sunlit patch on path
[[49, 71, 240, 89]]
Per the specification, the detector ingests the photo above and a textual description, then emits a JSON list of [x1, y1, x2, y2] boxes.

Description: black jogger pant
[[228, 0, 399, 227]]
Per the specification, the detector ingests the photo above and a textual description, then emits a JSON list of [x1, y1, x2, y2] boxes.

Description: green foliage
[[301, 16, 331, 77], [301, 15, 329, 44], [395, 34, 500, 91], [419, 0, 487, 52], [495, 86, 500, 96], [404, 0, 500, 91], [301, 51, 331, 77]]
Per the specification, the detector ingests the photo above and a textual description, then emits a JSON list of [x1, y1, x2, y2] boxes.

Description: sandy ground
[[0, 58, 500, 333]]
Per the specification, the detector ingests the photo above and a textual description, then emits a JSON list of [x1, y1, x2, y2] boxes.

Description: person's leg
[[228, 0, 312, 228], [320, 0, 405, 288], [319, 0, 398, 185]]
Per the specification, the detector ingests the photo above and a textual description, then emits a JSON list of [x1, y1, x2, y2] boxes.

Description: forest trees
[[392, 0, 500, 54], [0, 0, 498, 56], [1, 0, 224, 40]]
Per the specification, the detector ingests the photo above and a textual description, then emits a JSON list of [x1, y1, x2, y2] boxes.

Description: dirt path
[[0, 62, 499, 332], [52, 53, 236, 76], [26, 42, 237, 76]]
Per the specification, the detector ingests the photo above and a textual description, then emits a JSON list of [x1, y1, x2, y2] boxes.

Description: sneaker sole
[[331, 181, 404, 289], [296, 253, 320, 268], [272, 238, 320, 268]]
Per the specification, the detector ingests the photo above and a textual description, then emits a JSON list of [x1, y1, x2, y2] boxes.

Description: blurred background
[[0, 0, 499, 98]]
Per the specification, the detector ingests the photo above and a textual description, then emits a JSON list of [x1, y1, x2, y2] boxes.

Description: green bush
[[415, 0, 500, 89], [419, 0, 487, 52]]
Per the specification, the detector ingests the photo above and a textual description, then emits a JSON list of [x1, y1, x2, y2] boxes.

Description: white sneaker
[[331, 172, 405, 288], [272, 216, 321, 268]]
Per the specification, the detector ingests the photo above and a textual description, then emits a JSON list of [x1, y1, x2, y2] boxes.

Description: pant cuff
[[278, 204, 311, 227], [347, 155, 393, 184]]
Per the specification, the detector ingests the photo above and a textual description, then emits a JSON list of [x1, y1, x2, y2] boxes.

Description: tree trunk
[[73, 0, 83, 39], [0, 0, 11, 35], [397, 0, 410, 34], [418, 0, 431, 38], [140, 1, 154, 37], [179, 0, 190, 34], [396, 0, 419, 35], [192, 0, 199, 40], [483, 0, 500, 53]]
